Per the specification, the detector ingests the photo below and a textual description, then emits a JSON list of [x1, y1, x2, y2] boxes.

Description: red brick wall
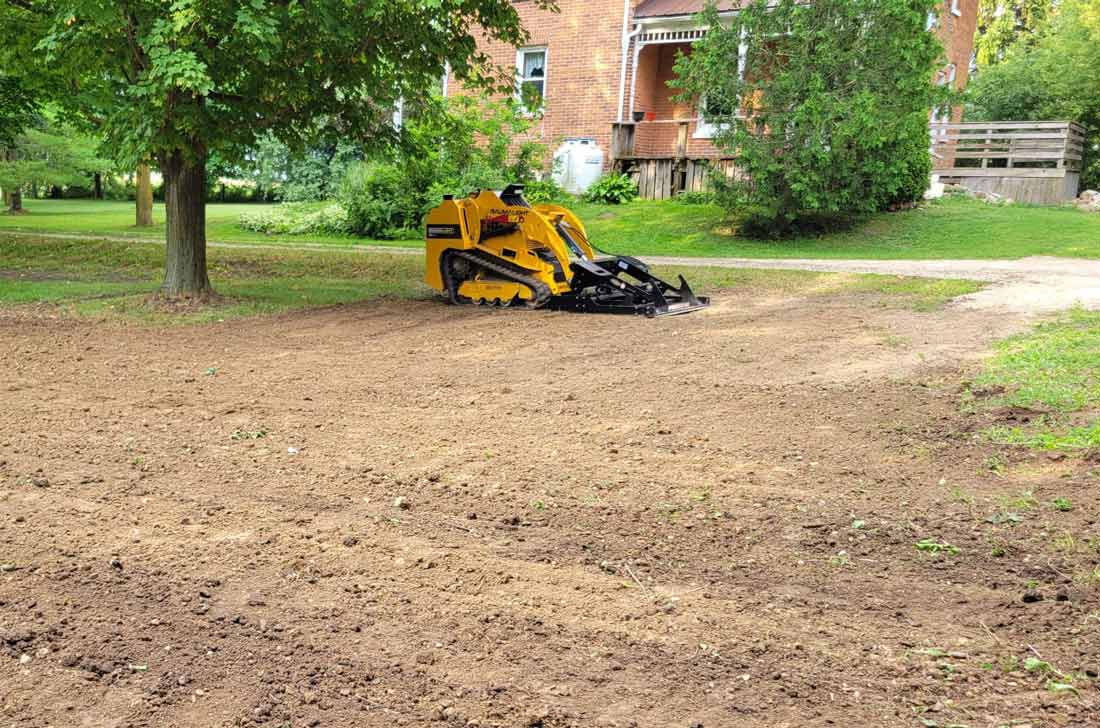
[[449, 0, 638, 165], [938, 0, 978, 92]]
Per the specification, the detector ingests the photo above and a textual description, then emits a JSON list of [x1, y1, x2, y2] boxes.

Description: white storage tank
[[552, 138, 605, 195]]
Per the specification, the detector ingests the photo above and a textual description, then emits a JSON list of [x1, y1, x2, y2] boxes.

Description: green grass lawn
[[0, 234, 979, 324], [0, 235, 427, 323], [2, 195, 1099, 259], [0, 199, 366, 247], [967, 309, 1100, 451]]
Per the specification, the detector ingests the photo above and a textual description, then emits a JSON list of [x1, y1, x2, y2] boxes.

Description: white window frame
[[950, 0, 962, 16], [516, 46, 548, 113], [695, 26, 747, 139]]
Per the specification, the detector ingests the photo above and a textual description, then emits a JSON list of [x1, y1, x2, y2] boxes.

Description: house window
[[695, 94, 736, 139], [516, 47, 547, 111], [696, 27, 747, 139]]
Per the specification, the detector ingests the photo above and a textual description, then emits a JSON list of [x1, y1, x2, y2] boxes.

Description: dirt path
[[1, 289, 1096, 727], [646, 256, 1100, 314], [5, 230, 1097, 314]]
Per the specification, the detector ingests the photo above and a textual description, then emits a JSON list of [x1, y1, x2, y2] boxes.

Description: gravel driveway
[[646, 255, 1100, 314]]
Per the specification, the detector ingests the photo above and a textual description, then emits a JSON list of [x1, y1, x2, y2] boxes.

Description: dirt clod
[[1022, 589, 1044, 603]]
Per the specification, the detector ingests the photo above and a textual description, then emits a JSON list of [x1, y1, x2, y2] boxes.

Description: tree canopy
[[675, 0, 949, 234], [4, 0, 553, 295], [0, 118, 108, 194], [0, 76, 38, 148], [974, 0, 1055, 67]]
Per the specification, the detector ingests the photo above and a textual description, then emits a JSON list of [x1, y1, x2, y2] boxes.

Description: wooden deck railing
[[930, 121, 1085, 203], [930, 121, 1085, 172]]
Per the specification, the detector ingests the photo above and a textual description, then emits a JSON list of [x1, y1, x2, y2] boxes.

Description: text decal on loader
[[426, 224, 463, 239]]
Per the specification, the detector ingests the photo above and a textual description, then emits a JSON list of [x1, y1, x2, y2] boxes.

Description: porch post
[[737, 25, 747, 80], [628, 40, 644, 122]]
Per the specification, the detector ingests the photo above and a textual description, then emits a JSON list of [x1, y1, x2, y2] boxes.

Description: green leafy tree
[[0, 76, 37, 148], [1, 119, 108, 211], [967, 0, 1100, 189], [975, 0, 1054, 67], [236, 133, 362, 202], [6, 0, 552, 297], [340, 95, 548, 237], [675, 0, 949, 235]]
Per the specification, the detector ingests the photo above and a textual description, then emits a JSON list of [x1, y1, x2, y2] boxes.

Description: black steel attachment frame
[[549, 255, 710, 318]]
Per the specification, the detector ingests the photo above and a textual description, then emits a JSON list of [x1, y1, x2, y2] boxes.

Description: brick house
[[447, 0, 979, 197]]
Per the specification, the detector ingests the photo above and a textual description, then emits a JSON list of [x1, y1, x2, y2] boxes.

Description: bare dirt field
[[1, 289, 1097, 728]]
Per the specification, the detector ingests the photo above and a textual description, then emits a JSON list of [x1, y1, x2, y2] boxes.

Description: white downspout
[[617, 0, 642, 123], [627, 39, 644, 124]]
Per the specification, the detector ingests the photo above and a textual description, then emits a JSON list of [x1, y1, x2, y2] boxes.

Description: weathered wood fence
[[931, 121, 1085, 204], [616, 157, 736, 200], [611, 121, 735, 200]]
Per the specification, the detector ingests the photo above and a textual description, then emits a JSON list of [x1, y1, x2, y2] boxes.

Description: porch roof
[[633, 0, 743, 19]]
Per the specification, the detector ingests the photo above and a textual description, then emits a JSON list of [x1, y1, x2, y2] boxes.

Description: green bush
[[522, 178, 572, 205], [675, 0, 950, 236], [583, 173, 638, 204], [673, 189, 716, 205], [336, 96, 549, 238], [60, 185, 94, 199], [340, 163, 415, 239], [103, 176, 135, 201], [238, 203, 350, 236]]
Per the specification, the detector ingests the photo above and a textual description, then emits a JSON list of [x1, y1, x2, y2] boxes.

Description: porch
[[611, 36, 736, 199]]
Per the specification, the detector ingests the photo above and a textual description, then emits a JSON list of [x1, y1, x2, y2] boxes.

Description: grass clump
[[915, 538, 960, 556], [971, 309, 1100, 452]]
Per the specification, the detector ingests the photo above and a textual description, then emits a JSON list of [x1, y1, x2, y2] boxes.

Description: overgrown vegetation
[[238, 97, 565, 239], [969, 308, 1100, 451], [676, 0, 949, 235]]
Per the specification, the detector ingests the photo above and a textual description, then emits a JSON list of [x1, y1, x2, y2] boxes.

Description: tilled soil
[[0, 291, 1097, 728]]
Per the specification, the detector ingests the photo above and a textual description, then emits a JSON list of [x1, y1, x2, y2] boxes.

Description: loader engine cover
[[423, 185, 709, 317]]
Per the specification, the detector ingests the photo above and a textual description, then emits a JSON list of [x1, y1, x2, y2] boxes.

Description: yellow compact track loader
[[424, 185, 709, 317]]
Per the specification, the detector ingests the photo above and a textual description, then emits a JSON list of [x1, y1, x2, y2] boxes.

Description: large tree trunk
[[93, 172, 103, 199], [161, 151, 212, 297], [8, 187, 22, 213], [135, 163, 153, 227]]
